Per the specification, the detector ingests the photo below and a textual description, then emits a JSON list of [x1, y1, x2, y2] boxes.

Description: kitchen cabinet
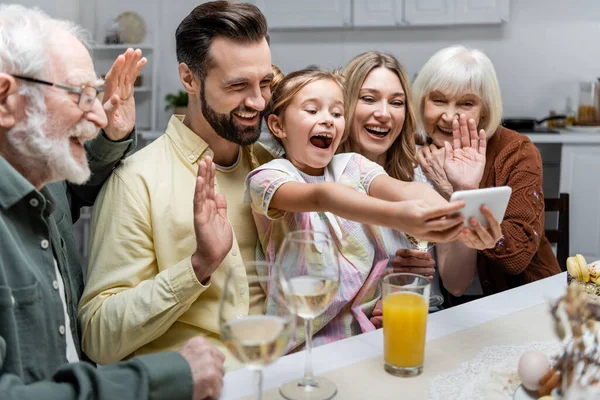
[[352, 0, 405, 27], [454, 0, 510, 24], [252, 0, 352, 29], [404, 0, 509, 26], [404, 0, 455, 26], [254, 0, 509, 29], [560, 144, 600, 261]]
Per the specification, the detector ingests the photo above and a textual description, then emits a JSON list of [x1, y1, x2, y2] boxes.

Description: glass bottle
[[565, 97, 576, 126], [577, 81, 596, 124]]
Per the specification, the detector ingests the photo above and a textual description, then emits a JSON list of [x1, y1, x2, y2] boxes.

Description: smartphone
[[449, 186, 512, 228]]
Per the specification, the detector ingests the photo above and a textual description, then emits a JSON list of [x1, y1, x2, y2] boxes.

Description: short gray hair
[[412, 45, 503, 142], [0, 4, 92, 81]]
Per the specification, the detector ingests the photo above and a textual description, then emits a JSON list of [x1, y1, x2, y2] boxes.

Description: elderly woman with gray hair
[[404, 45, 561, 304]]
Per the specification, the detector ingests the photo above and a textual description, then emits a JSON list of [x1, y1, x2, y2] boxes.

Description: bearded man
[[78, 1, 274, 370]]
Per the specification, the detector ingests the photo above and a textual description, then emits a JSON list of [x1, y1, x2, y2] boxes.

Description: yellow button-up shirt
[[78, 116, 270, 370]]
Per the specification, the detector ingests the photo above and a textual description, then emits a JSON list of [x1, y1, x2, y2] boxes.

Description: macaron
[[567, 254, 589, 282], [588, 260, 600, 284]]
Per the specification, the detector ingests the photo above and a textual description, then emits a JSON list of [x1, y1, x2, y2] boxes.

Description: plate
[[513, 385, 539, 399], [116, 11, 146, 44], [565, 125, 600, 133]]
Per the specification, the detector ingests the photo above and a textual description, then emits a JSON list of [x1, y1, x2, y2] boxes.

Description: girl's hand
[[370, 299, 383, 329], [393, 200, 465, 243], [442, 114, 487, 191], [460, 205, 503, 250]]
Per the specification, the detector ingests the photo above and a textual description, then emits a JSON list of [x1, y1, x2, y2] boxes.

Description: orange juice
[[383, 292, 428, 368]]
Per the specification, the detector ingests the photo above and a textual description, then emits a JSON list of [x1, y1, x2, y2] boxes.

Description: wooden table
[[222, 273, 566, 399]]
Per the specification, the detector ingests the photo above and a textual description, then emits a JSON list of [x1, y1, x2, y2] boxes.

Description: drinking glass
[[277, 230, 341, 400], [405, 233, 444, 308], [382, 273, 431, 377], [219, 262, 296, 400]]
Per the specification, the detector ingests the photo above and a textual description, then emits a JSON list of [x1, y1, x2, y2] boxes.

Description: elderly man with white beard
[[0, 5, 225, 400]]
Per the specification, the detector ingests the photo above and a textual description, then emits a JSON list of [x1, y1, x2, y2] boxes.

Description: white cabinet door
[[405, 0, 509, 26], [455, 0, 509, 24], [253, 0, 351, 29], [560, 144, 600, 261], [353, 0, 405, 27], [404, 0, 455, 26]]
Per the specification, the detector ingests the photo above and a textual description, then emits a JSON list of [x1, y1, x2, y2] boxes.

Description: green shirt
[[0, 131, 193, 399]]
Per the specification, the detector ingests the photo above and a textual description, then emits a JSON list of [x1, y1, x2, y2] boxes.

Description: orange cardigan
[[472, 126, 561, 295]]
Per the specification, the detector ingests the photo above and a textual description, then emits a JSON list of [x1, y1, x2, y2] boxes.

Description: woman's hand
[[460, 205, 502, 250], [390, 249, 435, 279], [417, 144, 453, 200], [442, 114, 487, 191]]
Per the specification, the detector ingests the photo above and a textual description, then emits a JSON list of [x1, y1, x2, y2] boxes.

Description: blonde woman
[[412, 45, 560, 304], [339, 52, 501, 321]]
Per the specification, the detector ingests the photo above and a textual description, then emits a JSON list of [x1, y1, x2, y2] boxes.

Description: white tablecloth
[[222, 273, 566, 399]]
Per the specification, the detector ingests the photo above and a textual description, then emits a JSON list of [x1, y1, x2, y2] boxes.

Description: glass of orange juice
[[382, 273, 430, 377]]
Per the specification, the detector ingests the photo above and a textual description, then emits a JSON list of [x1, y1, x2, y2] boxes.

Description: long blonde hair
[[338, 52, 417, 182]]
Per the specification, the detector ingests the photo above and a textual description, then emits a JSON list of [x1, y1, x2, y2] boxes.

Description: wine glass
[[404, 234, 444, 308], [277, 230, 341, 400], [219, 262, 296, 400]]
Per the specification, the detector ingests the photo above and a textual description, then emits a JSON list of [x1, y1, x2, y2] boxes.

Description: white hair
[[0, 5, 94, 185], [412, 45, 503, 142], [0, 5, 92, 80]]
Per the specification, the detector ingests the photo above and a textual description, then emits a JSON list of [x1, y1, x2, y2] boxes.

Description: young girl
[[244, 67, 465, 348]]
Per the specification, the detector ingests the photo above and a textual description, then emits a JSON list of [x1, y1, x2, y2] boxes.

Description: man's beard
[[6, 89, 97, 186], [200, 81, 263, 146]]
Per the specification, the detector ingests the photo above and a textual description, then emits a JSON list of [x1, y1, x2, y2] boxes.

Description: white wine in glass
[[286, 276, 339, 320], [277, 230, 340, 400], [405, 234, 444, 308], [219, 262, 296, 400]]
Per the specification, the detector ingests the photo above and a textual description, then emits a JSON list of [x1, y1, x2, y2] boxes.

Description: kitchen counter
[[525, 131, 600, 144]]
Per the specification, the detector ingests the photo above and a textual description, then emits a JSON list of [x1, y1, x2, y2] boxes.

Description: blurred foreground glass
[[219, 262, 296, 400], [405, 234, 443, 308], [277, 230, 340, 400], [382, 273, 430, 377]]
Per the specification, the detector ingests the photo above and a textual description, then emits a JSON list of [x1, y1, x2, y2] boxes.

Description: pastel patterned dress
[[245, 153, 390, 348]]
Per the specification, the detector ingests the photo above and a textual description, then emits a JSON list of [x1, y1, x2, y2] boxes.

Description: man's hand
[[191, 156, 233, 283], [393, 199, 466, 243], [370, 299, 383, 329], [178, 337, 225, 400], [102, 48, 147, 141], [391, 249, 435, 279]]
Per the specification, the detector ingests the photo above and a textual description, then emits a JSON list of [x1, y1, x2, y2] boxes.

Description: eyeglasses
[[12, 75, 104, 112]]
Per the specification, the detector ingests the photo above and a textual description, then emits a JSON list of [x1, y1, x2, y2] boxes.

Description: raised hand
[[394, 199, 466, 243], [191, 156, 233, 283], [102, 48, 147, 141], [417, 144, 453, 200], [442, 113, 487, 191]]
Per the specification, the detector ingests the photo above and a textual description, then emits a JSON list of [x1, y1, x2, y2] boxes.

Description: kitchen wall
[[12, 0, 600, 132]]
